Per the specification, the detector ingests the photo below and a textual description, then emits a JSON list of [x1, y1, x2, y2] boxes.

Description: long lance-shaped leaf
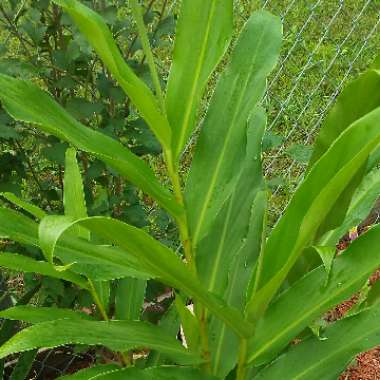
[[307, 68, 380, 238], [0, 319, 199, 365], [0, 75, 181, 218], [64, 148, 110, 309], [52, 0, 171, 150], [0, 252, 89, 289], [247, 223, 380, 366], [88, 366, 219, 380], [0, 192, 46, 219], [255, 303, 380, 380], [320, 167, 380, 246], [198, 109, 267, 377], [174, 293, 200, 352], [8, 350, 36, 380], [210, 191, 267, 377], [185, 11, 281, 247], [146, 304, 181, 367], [0, 207, 151, 281], [0, 306, 92, 323], [115, 277, 146, 321], [64, 148, 89, 240], [308, 68, 380, 169], [247, 105, 380, 321], [197, 108, 266, 296], [0, 285, 40, 380], [165, 0, 233, 159], [38, 215, 253, 338]]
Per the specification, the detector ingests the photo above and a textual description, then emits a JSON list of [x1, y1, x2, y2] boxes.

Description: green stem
[[236, 339, 248, 380], [165, 150, 195, 273], [130, 0, 165, 112], [88, 279, 130, 366], [164, 150, 212, 367]]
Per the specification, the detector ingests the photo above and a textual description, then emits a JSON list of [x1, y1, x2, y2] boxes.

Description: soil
[[340, 347, 380, 380]]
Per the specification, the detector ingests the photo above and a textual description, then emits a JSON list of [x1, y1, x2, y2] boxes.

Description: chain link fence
[[258, 0, 380, 221]]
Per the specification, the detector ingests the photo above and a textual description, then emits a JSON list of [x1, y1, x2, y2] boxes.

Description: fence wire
[[258, 0, 380, 222]]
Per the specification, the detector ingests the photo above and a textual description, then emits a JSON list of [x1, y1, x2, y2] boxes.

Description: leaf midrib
[[207, 197, 234, 293]]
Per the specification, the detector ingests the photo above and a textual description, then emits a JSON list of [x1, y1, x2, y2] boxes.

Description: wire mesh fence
[[258, 0, 380, 222]]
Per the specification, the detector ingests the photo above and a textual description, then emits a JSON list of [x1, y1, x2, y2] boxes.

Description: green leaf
[[52, 0, 171, 150], [130, 0, 165, 112], [0, 74, 181, 218], [185, 11, 282, 246], [38, 215, 253, 338], [41, 142, 68, 165], [146, 304, 180, 366], [64, 148, 89, 240], [0, 252, 88, 289], [247, 105, 380, 321], [256, 304, 380, 380], [8, 349, 36, 380], [65, 97, 104, 120], [0, 285, 40, 349], [1, 192, 46, 219], [92, 280, 110, 316], [0, 320, 199, 365], [0, 207, 150, 281], [262, 131, 284, 151], [366, 280, 380, 307], [174, 294, 199, 351], [285, 144, 312, 164], [309, 68, 380, 168], [165, 0, 233, 159], [0, 306, 92, 324], [306, 68, 380, 238], [64, 148, 87, 219], [199, 109, 267, 376], [88, 366, 219, 380], [0, 124, 20, 140], [197, 108, 266, 297], [0, 207, 38, 247], [312, 246, 336, 281], [115, 278, 146, 320], [247, 223, 380, 366], [56, 364, 121, 380], [320, 167, 380, 246]]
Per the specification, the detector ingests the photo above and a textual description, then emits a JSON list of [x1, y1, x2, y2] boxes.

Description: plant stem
[[165, 150, 211, 369], [165, 150, 195, 273], [88, 279, 131, 367], [236, 339, 248, 380], [130, 0, 165, 112]]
